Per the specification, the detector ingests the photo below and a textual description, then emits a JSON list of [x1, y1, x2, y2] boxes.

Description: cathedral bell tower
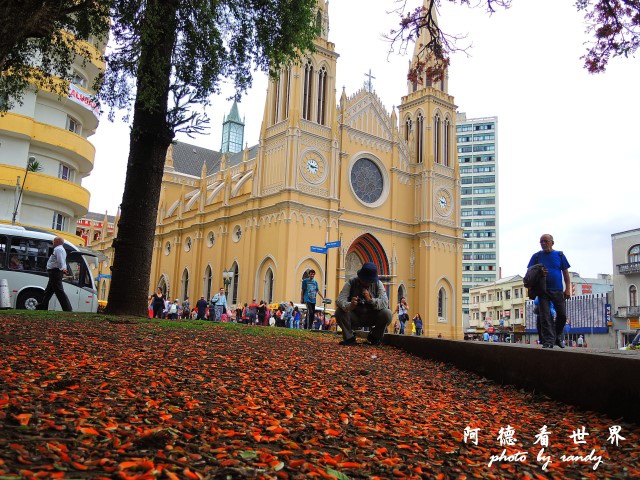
[[255, 0, 339, 199], [398, 0, 458, 225]]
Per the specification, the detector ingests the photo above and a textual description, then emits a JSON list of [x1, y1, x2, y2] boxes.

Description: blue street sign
[[310, 246, 327, 254], [325, 240, 341, 248]]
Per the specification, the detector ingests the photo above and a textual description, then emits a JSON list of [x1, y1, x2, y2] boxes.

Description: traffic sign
[[310, 246, 327, 254], [325, 240, 341, 248]]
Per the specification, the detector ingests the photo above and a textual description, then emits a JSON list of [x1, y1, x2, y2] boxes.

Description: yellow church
[[149, 0, 464, 337]]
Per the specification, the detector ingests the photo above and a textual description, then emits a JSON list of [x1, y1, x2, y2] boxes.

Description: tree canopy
[[0, 0, 109, 112]]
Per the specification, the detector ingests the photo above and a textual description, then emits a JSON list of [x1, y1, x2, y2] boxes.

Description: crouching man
[[335, 262, 392, 346]]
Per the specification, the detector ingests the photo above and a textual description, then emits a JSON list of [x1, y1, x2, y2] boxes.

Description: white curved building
[[0, 36, 105, 243]]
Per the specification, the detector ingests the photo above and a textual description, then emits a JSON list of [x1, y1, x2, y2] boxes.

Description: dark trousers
[[41, 268, 72, 311], [537, 290, 567, 345], [305, 302, 316, 329], [335, 307, 392, 343], [153, 304, 164, 318]]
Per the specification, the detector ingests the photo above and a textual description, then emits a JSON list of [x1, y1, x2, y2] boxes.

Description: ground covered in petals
[[0, 313, 638, 479]]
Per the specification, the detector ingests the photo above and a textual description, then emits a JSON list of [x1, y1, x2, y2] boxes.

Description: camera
[[357, 297, 367, 306]]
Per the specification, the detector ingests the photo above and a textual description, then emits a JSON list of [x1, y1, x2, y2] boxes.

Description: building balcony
[[0, 113, 96, 174], [617, 306, 640, 318], [617, 262, 640, 275], [0, 166, 90, 217]]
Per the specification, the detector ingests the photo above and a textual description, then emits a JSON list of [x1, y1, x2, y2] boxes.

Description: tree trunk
[[105, 0, 178, 316]]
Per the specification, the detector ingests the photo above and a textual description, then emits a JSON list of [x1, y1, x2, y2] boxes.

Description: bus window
[[9, 237, 51, 273], [0, 235, 7, 268]]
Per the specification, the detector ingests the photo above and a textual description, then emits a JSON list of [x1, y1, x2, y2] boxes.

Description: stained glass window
[[351, 158, 383, 204]]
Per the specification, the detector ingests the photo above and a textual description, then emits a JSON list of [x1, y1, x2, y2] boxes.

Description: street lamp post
[[222, 268, 233, 297]]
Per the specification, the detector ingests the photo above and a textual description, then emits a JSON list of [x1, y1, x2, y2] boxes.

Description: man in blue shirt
[[301, 269, 324, 330], [211, 287, 228, 321], [527, 234, 571, 349]]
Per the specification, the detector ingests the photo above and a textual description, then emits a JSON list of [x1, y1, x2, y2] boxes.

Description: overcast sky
[[84, 0, 640, 279]]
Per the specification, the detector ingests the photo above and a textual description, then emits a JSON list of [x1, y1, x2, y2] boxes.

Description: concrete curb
[[354, 332, 640, 424]]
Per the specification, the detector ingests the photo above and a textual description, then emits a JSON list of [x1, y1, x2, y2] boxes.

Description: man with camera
[[335, 262, 392, 346]]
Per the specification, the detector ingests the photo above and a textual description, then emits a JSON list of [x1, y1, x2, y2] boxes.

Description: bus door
[[65, 251, 98, 312]]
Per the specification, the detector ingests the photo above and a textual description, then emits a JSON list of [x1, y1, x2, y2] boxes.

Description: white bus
[[0, 224, 98, 312]]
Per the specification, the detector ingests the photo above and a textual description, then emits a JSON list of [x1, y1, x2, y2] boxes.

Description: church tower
[[396, 0, 462, 333], [256, 0, 338, 199], [221, 100, 245, 154]]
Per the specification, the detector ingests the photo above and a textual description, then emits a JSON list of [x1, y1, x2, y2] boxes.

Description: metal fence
[[525, 293, 610, 333]]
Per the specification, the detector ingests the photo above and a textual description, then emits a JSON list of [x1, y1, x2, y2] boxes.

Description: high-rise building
[[0, 37, 105, 243], [456, 113, 499, 325]]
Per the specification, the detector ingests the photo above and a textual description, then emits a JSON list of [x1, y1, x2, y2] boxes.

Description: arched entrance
[[345, 233, 390, 283]]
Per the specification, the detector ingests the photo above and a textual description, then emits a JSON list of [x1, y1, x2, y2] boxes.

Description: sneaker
[[339, 337, 357, 346], [542, 344, 554, 349], [555, 339, 566, 349]]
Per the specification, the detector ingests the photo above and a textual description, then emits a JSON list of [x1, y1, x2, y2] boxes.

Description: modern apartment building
[[456, 113, 499, 324], [0, 37, 105, 243]]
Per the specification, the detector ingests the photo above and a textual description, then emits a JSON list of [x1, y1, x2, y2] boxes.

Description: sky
[[84, 0, 640, 280]]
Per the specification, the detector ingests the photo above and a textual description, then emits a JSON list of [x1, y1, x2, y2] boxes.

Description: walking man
[[527, 234, 571, 349], [38, 236, 72, 311], [301, 269, 324, 330]]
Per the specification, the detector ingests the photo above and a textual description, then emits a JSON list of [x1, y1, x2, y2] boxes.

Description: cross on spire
[[364, 69, 376, 93]]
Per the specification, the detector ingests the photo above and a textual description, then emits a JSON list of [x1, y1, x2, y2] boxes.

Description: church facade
[[150, 0, 464, 337]]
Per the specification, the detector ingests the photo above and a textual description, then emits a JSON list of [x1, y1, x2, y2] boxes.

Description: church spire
[[407, 0, 448, 95], [221, 100, 245, 154]]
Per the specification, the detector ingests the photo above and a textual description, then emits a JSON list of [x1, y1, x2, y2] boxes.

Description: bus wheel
[[17, 289, 44, 310]]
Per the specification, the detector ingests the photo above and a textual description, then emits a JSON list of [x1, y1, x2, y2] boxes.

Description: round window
[[350, 158, 383, 204], [232, 225, 242, 243]]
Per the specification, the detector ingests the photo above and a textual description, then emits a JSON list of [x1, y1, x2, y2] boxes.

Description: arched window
[[181, 268, 189, 301], [282, 68, 290, 120], [315, 9, 323, 32], [433, 114, 441, 164], [630, 285, 638, 307], [100, 280, 107, 300], [204, 265, 212, 301], [443, 118, 450, 167], [397, 285, 407, 305], [303, 62, 313, 121], [317, 66, 327, 125], [271, 76, 280, 124], [264, 268, 274, 304], [629, 245, 640, 263], [158, 276, 168, 297], [416, 113, 424, 164], [438, 287, 447, 319], [404, 117, 412, 142], [231, 262, 239, 305]]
